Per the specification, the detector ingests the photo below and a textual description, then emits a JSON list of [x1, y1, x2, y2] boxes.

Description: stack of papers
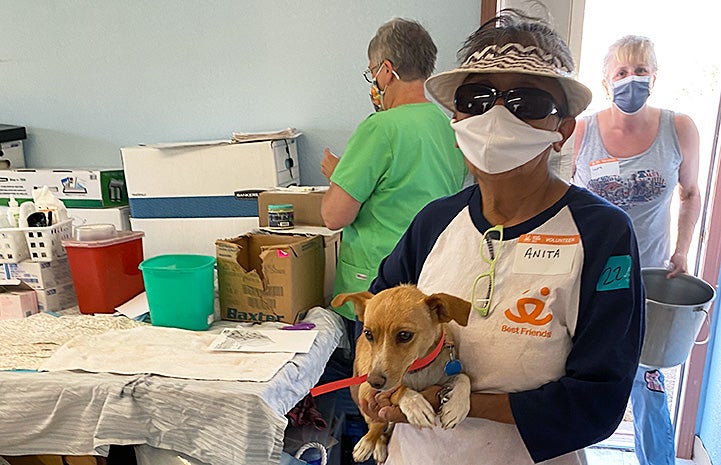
[[232, 127, 302, 143]]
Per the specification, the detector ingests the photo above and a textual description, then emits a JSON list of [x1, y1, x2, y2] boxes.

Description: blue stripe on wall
[[129, 196, 258, 218]]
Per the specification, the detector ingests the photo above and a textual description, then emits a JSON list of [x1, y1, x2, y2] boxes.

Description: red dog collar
[[310, 332, 446, 397]]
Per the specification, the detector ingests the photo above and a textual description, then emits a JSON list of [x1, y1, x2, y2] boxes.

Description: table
[[0, 307, 343, 465]]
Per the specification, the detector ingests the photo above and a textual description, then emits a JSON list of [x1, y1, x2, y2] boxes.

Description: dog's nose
[[367, 373, 386, 390]]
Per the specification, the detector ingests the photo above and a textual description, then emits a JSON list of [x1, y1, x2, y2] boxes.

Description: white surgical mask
[[451, 106, 563, 174]]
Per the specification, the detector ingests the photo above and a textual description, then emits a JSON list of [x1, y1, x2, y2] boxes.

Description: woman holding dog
[[358, 9, 645, 465]]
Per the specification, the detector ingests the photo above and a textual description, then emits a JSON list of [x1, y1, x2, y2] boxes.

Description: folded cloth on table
[[0, 312, 145, 371], [39, 325, 295, 382]]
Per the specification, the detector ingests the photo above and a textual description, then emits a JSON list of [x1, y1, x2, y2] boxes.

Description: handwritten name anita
[[523, 247, 561, 259]]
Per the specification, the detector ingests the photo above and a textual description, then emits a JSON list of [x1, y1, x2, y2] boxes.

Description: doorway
[[575, 0, 721, 455]]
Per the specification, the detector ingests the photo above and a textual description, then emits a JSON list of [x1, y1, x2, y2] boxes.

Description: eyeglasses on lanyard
[[471, 224, 504, 317]]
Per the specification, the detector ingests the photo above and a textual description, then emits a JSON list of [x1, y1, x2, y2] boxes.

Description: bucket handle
[[694, 309, 711, 345]]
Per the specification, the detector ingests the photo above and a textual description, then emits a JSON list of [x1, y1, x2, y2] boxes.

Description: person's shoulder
[[566, 185, 632, 226], [416, 185, 475, 219], [668, 110, 699, 133]]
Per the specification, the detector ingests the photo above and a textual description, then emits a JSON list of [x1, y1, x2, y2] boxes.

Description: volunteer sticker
[[513, 234, 579, 275], [590, 158, 620, 179], [596, 255, 632, 291]]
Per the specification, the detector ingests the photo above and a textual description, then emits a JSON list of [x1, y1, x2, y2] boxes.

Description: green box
[[0, 168, 127, 208]]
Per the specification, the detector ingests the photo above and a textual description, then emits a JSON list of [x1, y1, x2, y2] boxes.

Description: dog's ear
[[331, 291, 374, 322], [425, 293, 471, 327]]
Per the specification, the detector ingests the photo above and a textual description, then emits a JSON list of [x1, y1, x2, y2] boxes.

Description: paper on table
[[115, 292, 150, 319], [208, 327, 318, 353], [231, 127, 302, 143]]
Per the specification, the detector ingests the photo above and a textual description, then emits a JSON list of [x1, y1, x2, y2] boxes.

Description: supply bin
[[62, 230, 145, 314], [139, 254, 216, 331]]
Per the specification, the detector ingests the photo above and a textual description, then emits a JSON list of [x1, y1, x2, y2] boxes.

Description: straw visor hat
[[425, 43, 592, 118]]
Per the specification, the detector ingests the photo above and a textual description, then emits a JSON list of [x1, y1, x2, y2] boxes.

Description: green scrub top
[[330, 102, 467, 319]]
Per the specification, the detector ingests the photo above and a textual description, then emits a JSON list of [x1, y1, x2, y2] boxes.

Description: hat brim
[[425, 67, 592, 118]]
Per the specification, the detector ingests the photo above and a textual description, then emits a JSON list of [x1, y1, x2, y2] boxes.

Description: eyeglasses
[[471, 225, 504, 317], [363, 62, 384, 83], [454, 83, 563, 120]]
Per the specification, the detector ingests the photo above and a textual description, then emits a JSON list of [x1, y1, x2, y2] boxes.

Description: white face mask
[[451, 106, 563, 174]]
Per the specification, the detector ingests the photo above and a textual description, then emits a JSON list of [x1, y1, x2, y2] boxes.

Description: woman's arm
[[669, 113, 701, 277]]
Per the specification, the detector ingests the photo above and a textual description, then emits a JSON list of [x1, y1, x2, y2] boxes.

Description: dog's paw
[[439, 376, 471, 429], [353, 436, 375, 463], [398, 389, 435, 428], [372, 433, 389, 464]]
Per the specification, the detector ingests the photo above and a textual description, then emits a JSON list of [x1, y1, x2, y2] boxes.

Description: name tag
[[513, 234, 579, 275], [589, 158, 620, 179]]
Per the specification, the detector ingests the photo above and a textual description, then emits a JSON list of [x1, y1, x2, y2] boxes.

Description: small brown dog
[[332, 284, 471, 463]]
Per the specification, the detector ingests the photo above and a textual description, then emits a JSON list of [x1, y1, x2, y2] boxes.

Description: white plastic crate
[[21, 219, 74, 262], [0, 228, 30, 263]]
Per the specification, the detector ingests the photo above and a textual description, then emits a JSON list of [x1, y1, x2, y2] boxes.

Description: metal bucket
[[639, 268, 715, 368]]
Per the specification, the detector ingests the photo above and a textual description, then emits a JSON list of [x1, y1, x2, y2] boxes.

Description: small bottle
[[267, 203, 294, 229], [6, 196, 20, 227]]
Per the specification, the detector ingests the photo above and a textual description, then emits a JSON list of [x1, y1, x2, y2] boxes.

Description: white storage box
[[0, 168, 127, 207], [8, 257, 73, 290], [68, 206, 131, 231], [121, 139, 300, 219], [35, 281, 77, 312], [130, 216, 258, 259]]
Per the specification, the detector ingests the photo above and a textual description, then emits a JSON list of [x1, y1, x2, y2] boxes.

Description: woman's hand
[[321, 148, 339, 181], [358, 385, 445, 423], [667, 252, 688, 278]]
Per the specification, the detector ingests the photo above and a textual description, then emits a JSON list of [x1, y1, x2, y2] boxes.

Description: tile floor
[[586, 420, 696, 465], [586, 446, 695, 465]]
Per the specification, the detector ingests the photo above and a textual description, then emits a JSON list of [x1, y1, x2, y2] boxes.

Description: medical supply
[[6, 197, 19, 227], [268, 203, 294, 229], [63, 230, 145, 314]]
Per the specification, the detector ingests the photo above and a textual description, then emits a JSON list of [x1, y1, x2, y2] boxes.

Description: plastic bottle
[[6, 196, 20, 227]]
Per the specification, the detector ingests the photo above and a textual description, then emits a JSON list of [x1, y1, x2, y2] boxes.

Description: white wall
[[0, 1, 481, 186]]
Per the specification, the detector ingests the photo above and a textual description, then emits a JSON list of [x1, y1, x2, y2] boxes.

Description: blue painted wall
[[697, 266, 721, 462], [0, 0, 481, 186]]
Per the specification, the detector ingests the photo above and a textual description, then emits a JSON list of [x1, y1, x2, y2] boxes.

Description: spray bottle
[[6, 196, 20, 227]]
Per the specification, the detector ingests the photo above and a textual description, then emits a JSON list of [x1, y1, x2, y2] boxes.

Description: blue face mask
[[612, 75, 651, 114]]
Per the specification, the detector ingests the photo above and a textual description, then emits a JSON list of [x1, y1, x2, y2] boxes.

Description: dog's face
[[332, 285, 470, 391]]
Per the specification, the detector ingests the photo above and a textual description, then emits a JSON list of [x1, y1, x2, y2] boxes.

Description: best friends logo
[[500, 286, 553, 338]]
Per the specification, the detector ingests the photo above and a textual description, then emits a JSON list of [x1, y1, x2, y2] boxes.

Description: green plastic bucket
[[139, 254, 216, 331]]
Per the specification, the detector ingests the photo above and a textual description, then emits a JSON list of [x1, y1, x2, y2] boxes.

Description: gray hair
[[368, 18, 437, 81], [602, 35, 658, 78], [458, 8, 575, 74]]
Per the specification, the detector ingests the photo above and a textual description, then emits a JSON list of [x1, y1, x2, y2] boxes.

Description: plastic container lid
[[268, 203, 293, 210], [62, 230, 144, 248]]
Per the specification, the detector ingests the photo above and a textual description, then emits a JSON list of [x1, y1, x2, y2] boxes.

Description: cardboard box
[[121, 139, 300, 219], [216, 233, 325, 323], [8, 258, 73, 290], [258, 188, 326, 227], [0, 281, 39, 319], [130, 216, 259, 259], [68, 206, 131, 231], [0, 168, 127, 208], [35, 281, 77, 312], [259, 226, 340, 306]]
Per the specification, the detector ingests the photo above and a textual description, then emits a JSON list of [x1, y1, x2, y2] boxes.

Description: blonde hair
[[603, 35, 657, 77]]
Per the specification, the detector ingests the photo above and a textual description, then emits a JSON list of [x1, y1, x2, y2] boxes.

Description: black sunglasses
[[454, 83, 564, 120]]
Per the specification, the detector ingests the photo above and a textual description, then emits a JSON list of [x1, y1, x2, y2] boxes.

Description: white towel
[[40, 325, 295, 382]]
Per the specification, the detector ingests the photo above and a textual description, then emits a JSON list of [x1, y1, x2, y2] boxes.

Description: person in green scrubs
[[321, 17, 467, 322]]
